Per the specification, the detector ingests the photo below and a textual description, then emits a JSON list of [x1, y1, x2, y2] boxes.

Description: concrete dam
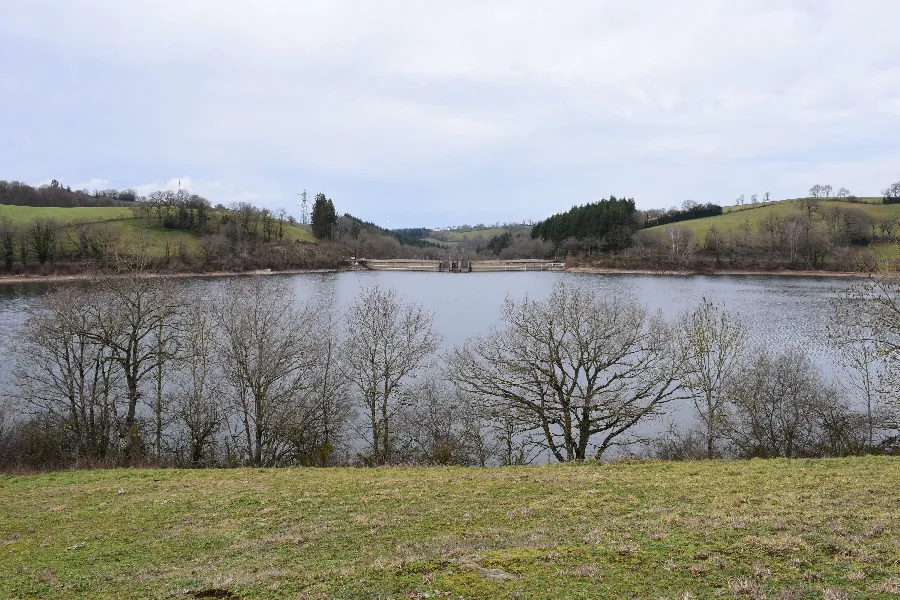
[[356, 259, 565, 272]]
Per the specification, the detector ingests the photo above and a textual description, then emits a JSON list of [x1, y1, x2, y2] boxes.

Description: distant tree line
[[0, 179, 137, 207], [134, 188, 214, 233], [645, 201, 723, 227], [1, 274, 897, 470]]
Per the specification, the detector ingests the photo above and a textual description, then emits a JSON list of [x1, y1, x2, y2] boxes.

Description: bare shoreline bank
[[0, 267, 349, 286], [0, 265, 884, 286], [564, 266, 879, 278]]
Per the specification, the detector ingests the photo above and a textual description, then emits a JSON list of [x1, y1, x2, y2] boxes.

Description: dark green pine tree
[[311, 193, 337, 240]]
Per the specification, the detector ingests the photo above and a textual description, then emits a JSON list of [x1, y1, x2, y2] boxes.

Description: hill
[[0, 204, 315, 260], [425, 226, 528, 248], [1, 458, 897, 599], [644, 198, 898, 241], [641, 197, 900, 263]]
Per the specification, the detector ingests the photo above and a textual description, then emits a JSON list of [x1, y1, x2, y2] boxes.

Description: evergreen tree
[[531, 196, 637, 250], [311, 193, 337, 240]]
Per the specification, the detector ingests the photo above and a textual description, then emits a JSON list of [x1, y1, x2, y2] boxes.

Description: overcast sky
[[2, 1, 899, 227]]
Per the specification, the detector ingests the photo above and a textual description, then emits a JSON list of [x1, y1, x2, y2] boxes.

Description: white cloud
[[71, 178, 110, 192], [133, 177, 283, 208], [2, 0, 899, 225]]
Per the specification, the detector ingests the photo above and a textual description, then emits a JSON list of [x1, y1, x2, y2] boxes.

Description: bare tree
[[448, 281, 687, 461], [783, 217, 804, 264], [725, 348, 858, 458], [836, 187, 851, 199], [823, 205, 846, 243], [85, 262, 184, 460], [343, 285, 440, 465], [764, 191, 771, 202], [301, 293, 350, 466], [882, 181, 900, 202], [217, 276, 319, 467], [809, 184, 823, 199], [750, 193, 758, 204], [878, 216, 898, 241], [677, 299, 747, 458], [796, 196, 820, 219], [666, 225, 695, 267], [15, 286, 120, 461], [822, 184, 833, 198], [831, 275, 900, 437], [148, 290, 183, 460], [704, 225, 725, 265], [172, 303, 221, 466], [393, 381, 485, 465], [759, 211, 784, 252]]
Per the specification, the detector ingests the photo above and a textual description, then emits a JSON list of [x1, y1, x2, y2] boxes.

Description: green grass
[[439, 227, 509, 243], [0, 205, 315, 259], [1, 458, 897, 599], [644, 199, 900, 260], [0, 205, 134, 223], [645, 199, 900, 241], [283, 223, 315, 243], [424, 237, 459, 247]]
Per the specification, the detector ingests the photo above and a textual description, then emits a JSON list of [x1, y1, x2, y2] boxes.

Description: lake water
[[0, 272, 859, 451]]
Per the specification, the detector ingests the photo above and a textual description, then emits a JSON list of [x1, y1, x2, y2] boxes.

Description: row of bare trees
[[2, 274, 898, 470]]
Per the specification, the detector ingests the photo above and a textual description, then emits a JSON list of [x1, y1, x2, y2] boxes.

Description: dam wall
[[360, 259, 443, 271], [357, 259, 564, 272]]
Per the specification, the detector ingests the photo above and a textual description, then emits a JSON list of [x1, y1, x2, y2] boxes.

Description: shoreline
[[0, 267, 349, 286], [0, 265, 884, 285], [564, 266, 879, 278]]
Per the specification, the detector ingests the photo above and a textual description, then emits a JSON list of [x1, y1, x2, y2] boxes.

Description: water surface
[[0, 272, 857, 434]]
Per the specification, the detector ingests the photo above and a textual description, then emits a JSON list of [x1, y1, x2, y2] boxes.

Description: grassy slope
[[426, 227, 511, 247], [644, 198, 900, 258], [1, 458, 897, 599], [0, 205, 315, 259], [0, 205, 135, 223], [442, 227, 509, 242]]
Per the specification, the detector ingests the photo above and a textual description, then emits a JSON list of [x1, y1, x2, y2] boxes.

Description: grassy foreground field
[[1, 458, 898, 599]]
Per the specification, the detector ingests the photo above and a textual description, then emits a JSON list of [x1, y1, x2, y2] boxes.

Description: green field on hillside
[[646, 199, 900, 241], [424, 237, 459, 247], [0, 205, 135, 223], [720, 197, 883, 216], [425, 227, 509, 247], [441, 227, 508, 242], [0, 204, 315, 259], [644, 199, 900, 259], [1, 458, 897, 599]]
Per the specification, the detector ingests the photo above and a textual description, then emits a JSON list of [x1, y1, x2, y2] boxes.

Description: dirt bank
[[0, 267, 350, 286], [564, 266, 880, 277]]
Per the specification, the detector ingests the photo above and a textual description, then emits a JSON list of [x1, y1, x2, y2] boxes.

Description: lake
[[0, 271, 860, 451]]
